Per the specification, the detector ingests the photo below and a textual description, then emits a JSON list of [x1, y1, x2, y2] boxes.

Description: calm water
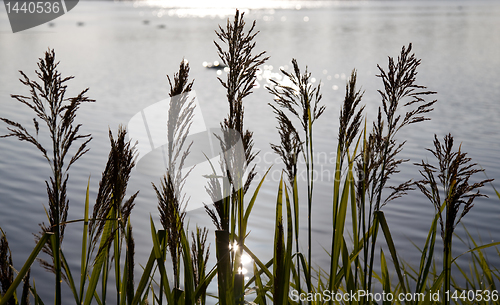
[[1, 0, 500, 302]]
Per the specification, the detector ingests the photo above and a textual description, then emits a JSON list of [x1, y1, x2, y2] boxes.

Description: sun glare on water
[[133, 0, 335, 18]]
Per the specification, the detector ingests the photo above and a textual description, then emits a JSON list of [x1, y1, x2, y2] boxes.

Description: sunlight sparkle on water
[[134, 0, 337, 18]]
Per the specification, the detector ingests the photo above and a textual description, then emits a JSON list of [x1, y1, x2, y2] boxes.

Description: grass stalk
[[85, 127, 138, 305], [353, 44, 436, 301], [415, 134, 493, 304], [327, 70, 364, 300], [206, 9, 267, 305], [1, 49, 93, 305], [268, 58, 325, 298]]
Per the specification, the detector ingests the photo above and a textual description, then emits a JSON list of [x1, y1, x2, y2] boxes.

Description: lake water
[[1, 0, 500, 303]]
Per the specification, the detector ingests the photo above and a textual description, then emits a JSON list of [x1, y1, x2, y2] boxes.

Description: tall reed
[[268, 59, 325, 295], [269, 88, 302, 298], [153, 58, 195, 291], [355, 43, 437, 300], [415, 134, 493, 304], [84, 126, 139, 305], [0, 49, 93, 305], [328, 70, 364, 298], [151, 58, 212, 305], [205, 10, 267, 305]]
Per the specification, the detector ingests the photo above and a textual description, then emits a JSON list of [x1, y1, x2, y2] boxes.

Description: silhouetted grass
[[415, 134, 493, 305], [268, 58, 325, 297], [1, 12, 500, 305], [1, 49, 93, 305]]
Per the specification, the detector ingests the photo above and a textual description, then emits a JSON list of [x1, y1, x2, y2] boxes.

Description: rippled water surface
[[1, 0, 500, 302]]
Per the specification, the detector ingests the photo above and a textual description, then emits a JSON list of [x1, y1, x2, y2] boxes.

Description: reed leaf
[[380, 249, 391, 305], [83, 208, 115, 305], [0, 233, 51, 305], [252, 263, 267, 305], [79, 179, 91, 303], [415, 211, 440, 297], [375, 211, 408, 295], [131, 249, 157, 305]]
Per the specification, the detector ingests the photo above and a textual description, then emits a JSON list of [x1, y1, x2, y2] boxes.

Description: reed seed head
[[206, 9, 267, 231], [91, 126, 139, 248], [268, 59, 325, 135], [338, 69, 365, 163], [357, 43, 436, 211], [415, 134, 493, 240]]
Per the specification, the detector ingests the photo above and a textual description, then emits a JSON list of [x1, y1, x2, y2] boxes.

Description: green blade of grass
[[79, 178, 91, 303], [0, 232, 51, 305], [375, 211, 408, 295], [415, 211, 439, 296], [114, 220, 122, 305], [243, 244, 273, 280], [341, 237, 355, 293], [131, 249, 156, 305], [150, 216, 162, 260], [329, 151, 351, 294], [83, 208, 115, 305], [462, 226, 496, 290], [60, 249, 80, 304], [120, 255, 129, 305], [193, 265, 217, 302], [296, 252, 310, 292], [31, 280, 45, 305], [243, 167, 271, 229], [380, 249, 391, 305], [273, 176, 285, 305], [253, 262, 268, 305], [283, 184, 294, 303], [149, 219, 173, 304], [121, 222, 133, 305], [180, 228, 195, 305], [451, 241, 500, 264]]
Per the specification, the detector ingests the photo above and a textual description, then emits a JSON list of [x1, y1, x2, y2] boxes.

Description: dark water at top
[[1, 0, 500, 303]]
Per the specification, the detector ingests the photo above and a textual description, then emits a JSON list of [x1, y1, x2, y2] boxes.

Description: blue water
[[1, 0, 500, 303]]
